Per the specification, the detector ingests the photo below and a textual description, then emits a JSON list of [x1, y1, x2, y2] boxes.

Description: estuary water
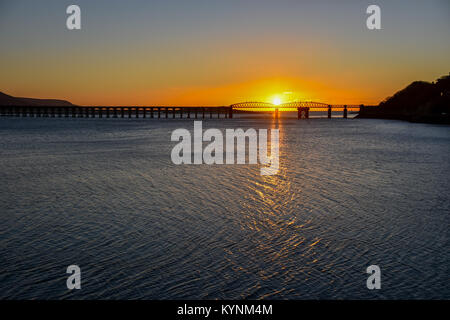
[[0, 115, 449, 299]]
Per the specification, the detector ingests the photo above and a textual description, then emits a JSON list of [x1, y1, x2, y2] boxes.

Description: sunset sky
[[1, 0, 449, 106]]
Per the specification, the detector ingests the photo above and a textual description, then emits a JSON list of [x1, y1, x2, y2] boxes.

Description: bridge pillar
[[229, 106, 233, 119], [328, 105, 332, 119], [305, 107, 309, 119], [343, 105, 347, 119], [275, 108, 279, 119]]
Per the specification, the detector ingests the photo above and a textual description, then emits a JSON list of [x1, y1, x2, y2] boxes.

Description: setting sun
[[273, 97, 282, 106]]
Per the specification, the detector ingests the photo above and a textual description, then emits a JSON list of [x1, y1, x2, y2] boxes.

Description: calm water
[[0, 115, 449, 299]]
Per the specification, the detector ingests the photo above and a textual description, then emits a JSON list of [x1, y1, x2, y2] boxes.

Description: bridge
[[231, 101, 365, 118], [0, 102, 370, 120]]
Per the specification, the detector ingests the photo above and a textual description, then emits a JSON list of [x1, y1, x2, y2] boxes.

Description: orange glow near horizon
[[135, 77, 369, 107], [1, 74, 376, 107], [1, 58, 443, 107], [0, 42, 443, 107]]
